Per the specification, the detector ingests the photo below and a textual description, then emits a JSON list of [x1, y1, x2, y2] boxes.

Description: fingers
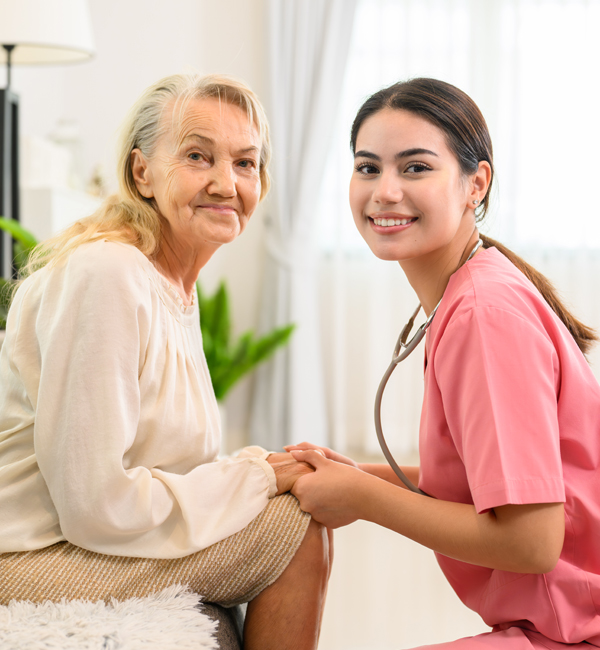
[[271, 458, 315, 470], [273, 459, 315, 496], [290, 449, 328, 469], [266, 452, 294, 465], [287, 460, 316, 474]]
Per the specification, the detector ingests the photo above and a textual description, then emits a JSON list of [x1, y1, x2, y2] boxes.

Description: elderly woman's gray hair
[[23, 73, 271, 277]]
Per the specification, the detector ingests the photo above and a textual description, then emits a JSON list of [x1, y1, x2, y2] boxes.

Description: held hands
[[268, 444, 366, 528], [267, 452, 317, 496], [288, 449, 365, 529]]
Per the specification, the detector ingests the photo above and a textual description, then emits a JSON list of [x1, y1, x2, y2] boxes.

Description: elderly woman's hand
[[267, 454, 316, 496]]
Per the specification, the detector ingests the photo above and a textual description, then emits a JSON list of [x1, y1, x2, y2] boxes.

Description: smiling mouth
[[371, 216, 417, 227], [198, 204, 237, 213]]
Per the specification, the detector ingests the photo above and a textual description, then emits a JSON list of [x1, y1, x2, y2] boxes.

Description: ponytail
[[480, 235, 598, 356]]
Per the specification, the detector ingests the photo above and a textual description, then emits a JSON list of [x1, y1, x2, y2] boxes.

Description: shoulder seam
[[442, 304, 553, 343]]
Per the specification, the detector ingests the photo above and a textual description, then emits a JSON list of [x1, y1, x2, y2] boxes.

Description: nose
[[372, 169, 403, 205], [207, 161, 236, 198]]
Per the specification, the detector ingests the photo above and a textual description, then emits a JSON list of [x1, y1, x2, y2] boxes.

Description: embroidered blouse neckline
[[150, 266, 197, 315]]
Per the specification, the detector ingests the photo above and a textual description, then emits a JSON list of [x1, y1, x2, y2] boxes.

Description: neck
[[399, 228, 481, 315], [154, 226, 220, 305]]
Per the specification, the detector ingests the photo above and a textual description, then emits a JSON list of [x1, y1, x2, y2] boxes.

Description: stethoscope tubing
[[374, 239, 483, 497], [374, 329, 430, 496]]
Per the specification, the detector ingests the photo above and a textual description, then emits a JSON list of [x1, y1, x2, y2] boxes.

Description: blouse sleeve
[[32, 244, 277, 558], [433, 305, 566, 513]]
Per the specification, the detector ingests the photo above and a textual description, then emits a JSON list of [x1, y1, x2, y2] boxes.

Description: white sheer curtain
[[319, 0, 600, 457], [250, 0, 359, 449]]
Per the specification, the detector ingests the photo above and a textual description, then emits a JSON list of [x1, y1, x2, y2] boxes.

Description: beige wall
[[5, 0, 270, 445]]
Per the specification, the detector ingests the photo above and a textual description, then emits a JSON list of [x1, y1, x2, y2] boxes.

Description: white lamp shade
[[0, 0, 95, 64]]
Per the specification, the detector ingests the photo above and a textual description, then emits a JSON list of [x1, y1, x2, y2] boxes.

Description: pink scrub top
[[418, 247, 600, 647]]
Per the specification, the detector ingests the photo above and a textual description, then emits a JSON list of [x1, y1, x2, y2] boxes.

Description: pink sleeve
[[434, 306, 566, 513]]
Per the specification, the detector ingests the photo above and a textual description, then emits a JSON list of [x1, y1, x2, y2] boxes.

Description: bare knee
[[292, 518, 332, 585], [244, 519, 332, 649]]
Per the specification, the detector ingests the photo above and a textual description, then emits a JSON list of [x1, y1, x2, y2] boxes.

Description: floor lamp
[[0, 0, 95, 279]]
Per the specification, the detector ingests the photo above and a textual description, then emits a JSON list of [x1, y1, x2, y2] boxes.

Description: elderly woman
[[0, 74, 330, 650]]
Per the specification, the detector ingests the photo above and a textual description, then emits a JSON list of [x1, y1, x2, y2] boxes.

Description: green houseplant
[[197, 282, 293, 401], [0, 217, 38, 330], [0, 218, 294, 400]]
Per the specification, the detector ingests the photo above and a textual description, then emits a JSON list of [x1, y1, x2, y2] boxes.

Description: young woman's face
[[349, 108, 476, 263]]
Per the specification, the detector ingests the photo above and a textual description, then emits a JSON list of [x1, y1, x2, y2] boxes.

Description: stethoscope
[[374, 238, 483, 496]]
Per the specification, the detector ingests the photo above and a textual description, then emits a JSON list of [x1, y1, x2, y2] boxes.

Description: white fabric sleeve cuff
[[249, 457, 278, 498], [234, 445, 274, 460]]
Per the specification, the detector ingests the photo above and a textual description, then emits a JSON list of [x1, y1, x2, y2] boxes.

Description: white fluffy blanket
[[0, 584, 218, 650]]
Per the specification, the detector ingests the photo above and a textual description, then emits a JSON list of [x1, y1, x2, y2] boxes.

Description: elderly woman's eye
[[188, 152, 203, 161], [238, 159, 257, 169]]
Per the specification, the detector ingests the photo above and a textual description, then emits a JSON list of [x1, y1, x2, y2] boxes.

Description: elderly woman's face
[[133, 97, 262, 250]]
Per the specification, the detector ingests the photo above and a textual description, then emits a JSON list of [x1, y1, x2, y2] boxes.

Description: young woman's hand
[[267, 455, 315, 496], [284, 442, 359, 469], [289, 449, 367, 528]]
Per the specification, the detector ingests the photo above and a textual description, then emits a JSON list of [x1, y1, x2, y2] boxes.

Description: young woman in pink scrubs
[[287, 78, 600, 649]]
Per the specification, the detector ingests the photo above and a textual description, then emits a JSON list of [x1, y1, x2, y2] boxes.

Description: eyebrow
[[183, 133, 260, 155], [354, 147, 439, 160], [183, 133, 214, 145]]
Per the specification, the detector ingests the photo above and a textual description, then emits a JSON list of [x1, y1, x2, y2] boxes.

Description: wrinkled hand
[[267, 454, 316, 496], [284, 442, 358, 469], [289, 449, 365, 528], [267, 452, 298, 464]]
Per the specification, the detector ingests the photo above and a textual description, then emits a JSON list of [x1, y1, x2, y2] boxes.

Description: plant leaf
[[0, 218, 39, 275], [210, 283, 230, 351], [0, 277, 14, 327], [195, 278, 295, 401], [248, 325, 295, 366], [0, 217, 38, 251], [213, 325, 295, 400]]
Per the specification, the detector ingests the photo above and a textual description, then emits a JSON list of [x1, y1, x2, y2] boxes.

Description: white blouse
[[0, 240, 277, 558]]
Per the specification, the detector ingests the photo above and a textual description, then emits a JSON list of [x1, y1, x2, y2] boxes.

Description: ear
[[468, 161, 492, 207], [130, 148, 154, 198]]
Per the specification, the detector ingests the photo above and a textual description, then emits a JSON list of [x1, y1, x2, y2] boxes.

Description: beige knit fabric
[[0, 493, 310, 608]]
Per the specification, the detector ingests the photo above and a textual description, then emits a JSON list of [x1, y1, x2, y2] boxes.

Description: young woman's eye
[[404, 162, 431, 174], [355, 162, 379, 175]]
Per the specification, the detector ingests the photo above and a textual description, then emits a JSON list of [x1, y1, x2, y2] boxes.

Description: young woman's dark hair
[[351, 77, 597, 355]]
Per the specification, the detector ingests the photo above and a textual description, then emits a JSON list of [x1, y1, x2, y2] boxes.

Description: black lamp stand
[[0, 44, 20, 280]]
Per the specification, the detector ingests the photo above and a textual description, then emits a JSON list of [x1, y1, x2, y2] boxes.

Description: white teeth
[[373, 217, 414, 227]]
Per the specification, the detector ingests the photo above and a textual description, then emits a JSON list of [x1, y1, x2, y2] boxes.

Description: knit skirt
[[0, 493, 310, 607]]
